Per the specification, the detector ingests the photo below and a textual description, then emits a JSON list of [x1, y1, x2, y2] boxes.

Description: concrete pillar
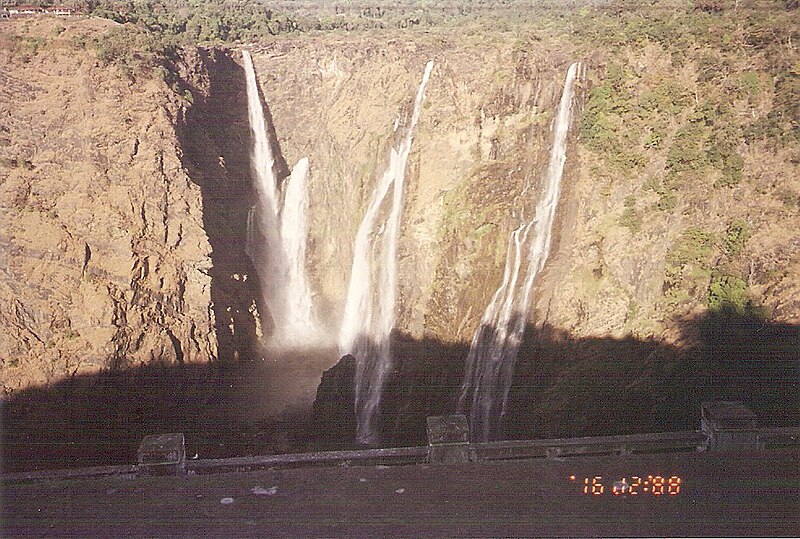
[[137, 433, 187, 476], [701, 401, 759, 451], [426, 415, 472, 464]]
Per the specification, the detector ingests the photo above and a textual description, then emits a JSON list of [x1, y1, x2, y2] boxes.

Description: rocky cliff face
[[246, 25, 797, 439], [249, 34, 584, 343], [246, 30, 798, 348], [0, 18, 216, 393]]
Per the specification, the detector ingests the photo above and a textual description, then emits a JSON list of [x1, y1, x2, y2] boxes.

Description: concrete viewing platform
[[3, 447, 798, 537]]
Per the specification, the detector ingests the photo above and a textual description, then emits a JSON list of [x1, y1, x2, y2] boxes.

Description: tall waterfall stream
[[458, 62, 581, 441], [242, 52, 580, 444], [338, 61, 435, 444], [242, 50, 318, 348]]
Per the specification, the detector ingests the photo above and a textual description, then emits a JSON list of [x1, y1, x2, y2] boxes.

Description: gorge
[[1, 4, 798, 472]]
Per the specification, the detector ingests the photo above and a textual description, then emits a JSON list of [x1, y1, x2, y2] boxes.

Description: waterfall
[[458, 62, 581, 442], [280, 157, 315, 335], [339, 60, 434, 445], [242, 50, 317, 347]]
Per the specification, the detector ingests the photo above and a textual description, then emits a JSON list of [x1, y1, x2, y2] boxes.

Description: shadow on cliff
[[2, 310, 796, 473], [174, 47, 291, 362], [318, 308, 798, 447], [1, 346, 339, 474]]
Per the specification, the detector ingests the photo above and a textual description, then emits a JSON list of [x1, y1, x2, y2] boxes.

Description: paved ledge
[[4, 448, 799, 538]]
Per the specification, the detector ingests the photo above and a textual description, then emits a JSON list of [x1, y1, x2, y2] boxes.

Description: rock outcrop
[[312, 354, 356, 445], [0, 18, 216, 392]]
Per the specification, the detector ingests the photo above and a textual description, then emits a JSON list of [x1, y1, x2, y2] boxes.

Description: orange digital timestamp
[[569, 475, 682, 495]]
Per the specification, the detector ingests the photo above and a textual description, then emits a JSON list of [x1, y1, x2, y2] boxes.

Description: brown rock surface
[[0, 18, 216, 393], [249, 34, 581, 342], [247, 32, 799, 345]]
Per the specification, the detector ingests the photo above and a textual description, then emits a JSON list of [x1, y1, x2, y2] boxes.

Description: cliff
[[241, 14, 797, 438], [247, 25, 798, 346], [0, 18, 216, 393]]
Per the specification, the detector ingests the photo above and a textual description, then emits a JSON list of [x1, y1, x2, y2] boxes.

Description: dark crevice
[[176, 48, 263, 363], [166, 328, 184, 365], [175, 47, 294, 360]]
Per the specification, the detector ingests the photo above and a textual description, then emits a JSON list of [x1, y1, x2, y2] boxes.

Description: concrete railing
[[4, 403, 797, 484], [188, 446, 429, 475], [472, 430, 709, 461], [181, 429, 713, 473], [1, 430, 709, 484], [757, 426, 800, 449]]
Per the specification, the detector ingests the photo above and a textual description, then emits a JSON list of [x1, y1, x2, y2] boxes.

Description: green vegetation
[[721, 219, 751, 258], [4, 34, 47, 62], [666, 123, 708, 179], [693, 102, 745, 188], [48, 0, 584, 42], [90, 26, 177, 68], [85, 0, 298, 42], [663, 227, 714, 308], [738, 71, 762, 99], [660, 99, 745, 189], [619, 194, 642, 233], [571, 0, 796, 223], [744, 68, 800, 146], [639, 80, 691, 117], [667, 228, 715, 270], [707, 274, 761, 316], [643, 176, 677, 213], [662, 220, 761, 316], [580, 64, 645, 175], [706, 218, 761, 317]]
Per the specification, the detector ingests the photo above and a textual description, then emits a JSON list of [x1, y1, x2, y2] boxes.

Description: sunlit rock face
[[0, 18, 216, 393], [249, 34, 798, 349], [250, 37, 588, 345], [247, 33, 798, 441]]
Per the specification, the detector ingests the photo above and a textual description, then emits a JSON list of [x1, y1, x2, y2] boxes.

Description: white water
[[242, 50, 317, 347], [339, 61, 434, 445], [458, 62, 581, 441], [280, 157, 315, 336]]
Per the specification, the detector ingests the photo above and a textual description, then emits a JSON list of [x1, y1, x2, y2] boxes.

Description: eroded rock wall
[[0, 19, 216, 392], [249, 33, 798, 352], [2, 17, 796, 438]]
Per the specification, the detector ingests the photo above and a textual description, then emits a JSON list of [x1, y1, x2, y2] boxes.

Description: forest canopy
[[5, 0, 795, 44]]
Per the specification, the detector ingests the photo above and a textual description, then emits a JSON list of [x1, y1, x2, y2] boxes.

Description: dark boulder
[[311, 354, 356, 446]]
